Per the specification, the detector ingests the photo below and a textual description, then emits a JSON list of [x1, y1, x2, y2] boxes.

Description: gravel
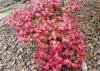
[[0, 26, 37, 71], [77, 0, 100, 71]]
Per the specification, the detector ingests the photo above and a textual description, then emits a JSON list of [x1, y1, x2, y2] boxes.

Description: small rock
[[94, 57, 98, 61], [26, 61, 31, 66], [3, 46, 7, 50], [20, 62, 25, 66], [82, 61, 87, 71], [31, 65, 36, 70], [18, 55, 22, 59], [97, 55, 100, 60], [0, 66, 4, 70], [97, 60, 100, 65], [0, 64, 3, 67], [88, 65, 92, 69], [88, 43, 94, 48], [21, 68, 24, 71], [96, 49, 100, 55], [7, 51, 11, 55], [12, 69, 15, 71], [18, 48, 23, 52]]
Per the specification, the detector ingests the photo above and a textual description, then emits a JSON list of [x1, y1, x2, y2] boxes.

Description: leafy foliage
[[2, 0, 87, 71]]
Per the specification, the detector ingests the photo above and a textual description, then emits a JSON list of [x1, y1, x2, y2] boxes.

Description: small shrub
[[2, 0, 87, 71]]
